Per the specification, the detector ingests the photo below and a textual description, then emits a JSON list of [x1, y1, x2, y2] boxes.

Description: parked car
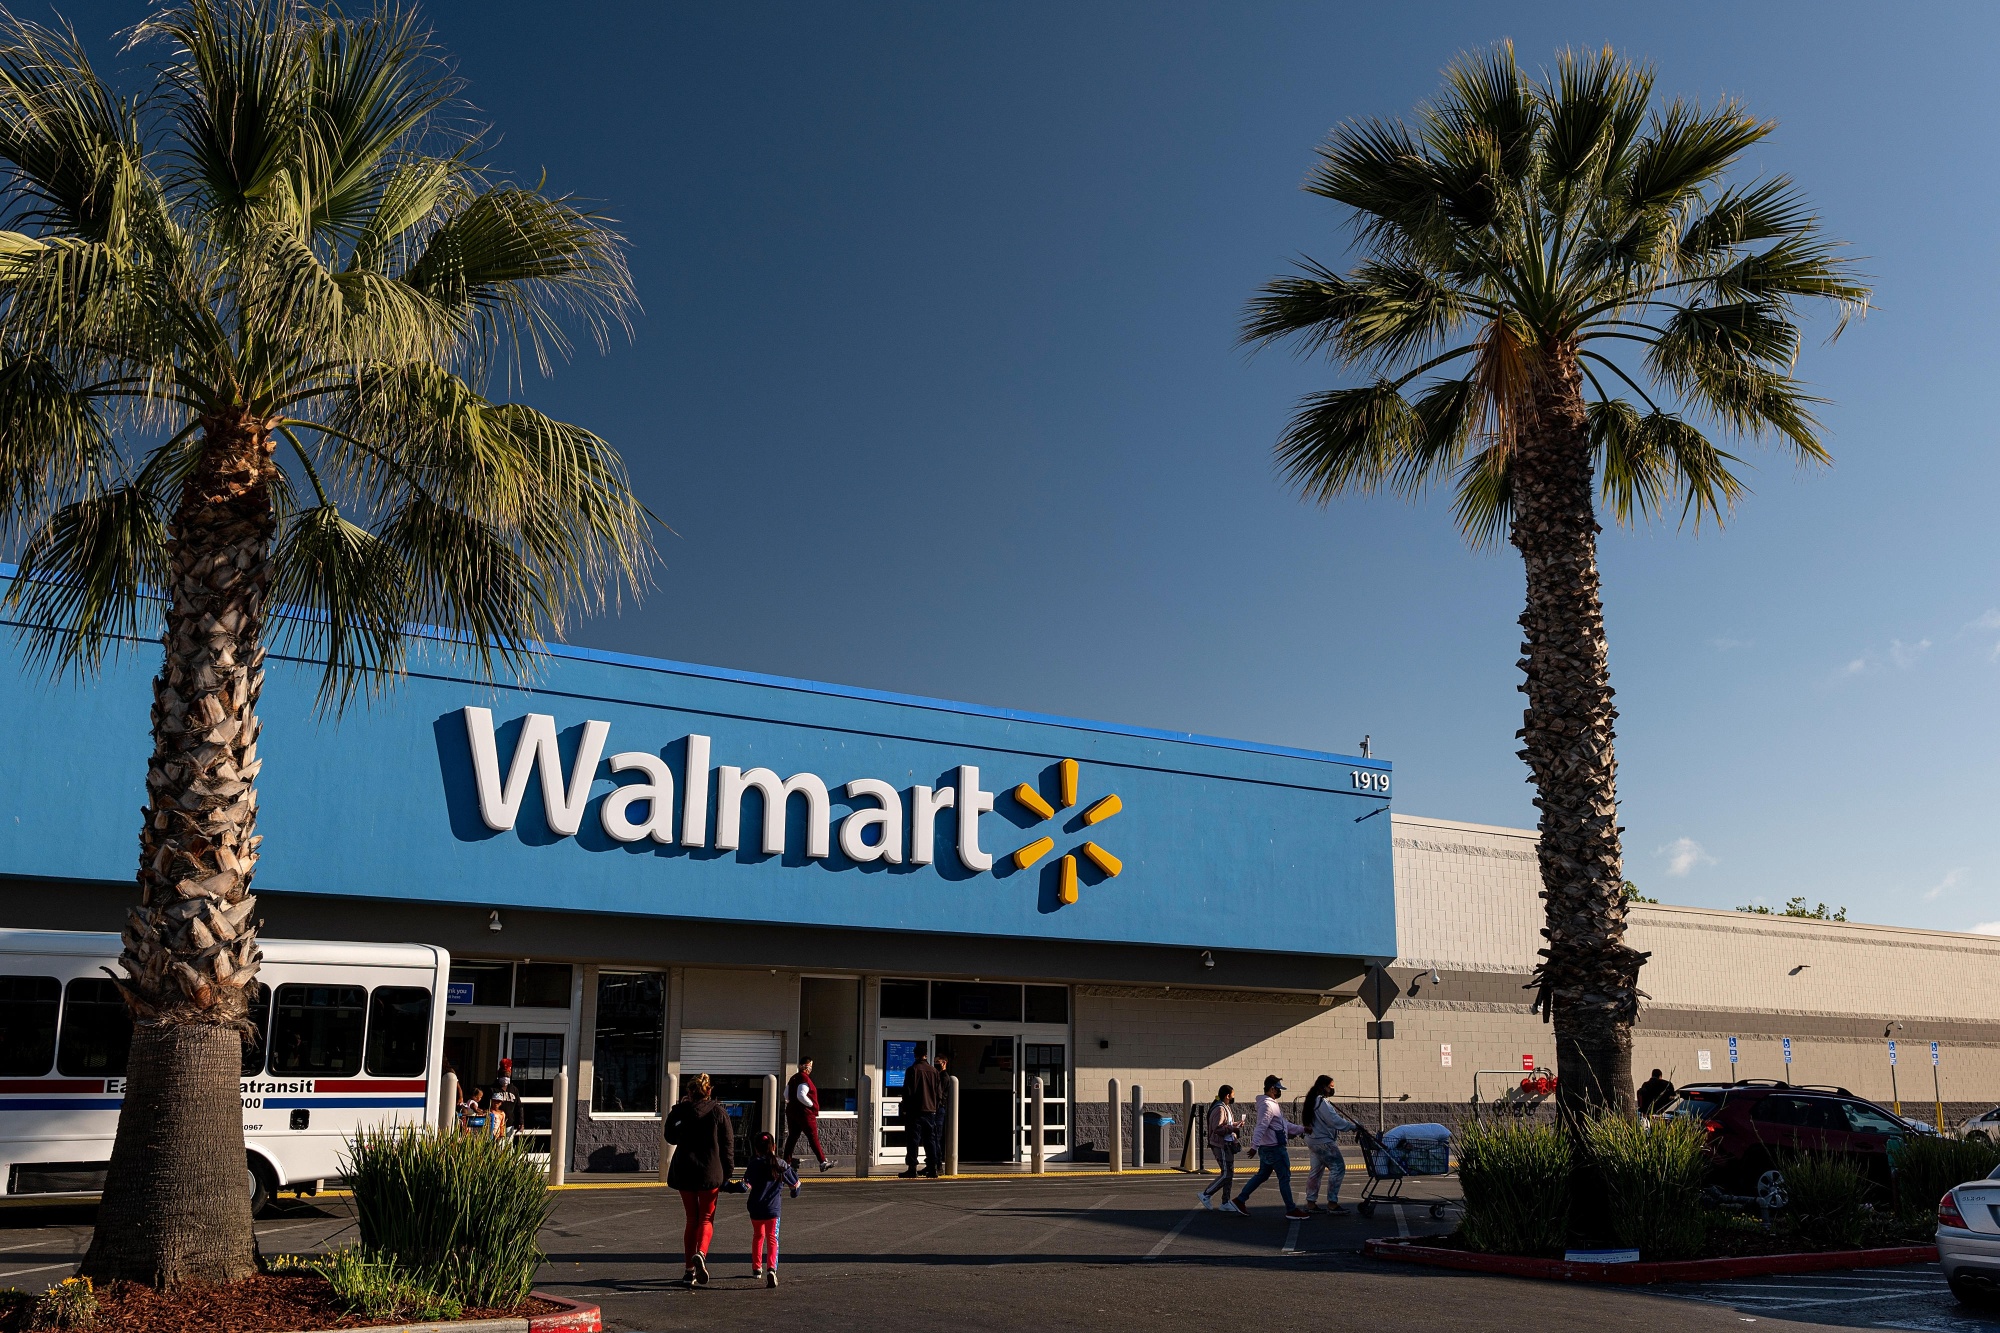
[[1937, 1164, 2000, 1304], [1959, 1107, 2000, 1145], [1664, 1080, 1922, 1203]]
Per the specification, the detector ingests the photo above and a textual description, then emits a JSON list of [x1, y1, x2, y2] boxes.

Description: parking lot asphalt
[[0, 1175, 1988, 1332]]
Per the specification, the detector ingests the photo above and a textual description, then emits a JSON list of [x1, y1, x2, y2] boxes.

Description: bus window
[[241, 980, 270, 1076], [57, 979, 132, 1078], [269, 985, 365, 1077], [0, 976, 59, 1076], [364, 987, 432, 1077]]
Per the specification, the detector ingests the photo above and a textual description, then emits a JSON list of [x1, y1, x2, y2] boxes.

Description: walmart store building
[[8, 618, 2000, 1173], [0, 626, 1398, 1170]]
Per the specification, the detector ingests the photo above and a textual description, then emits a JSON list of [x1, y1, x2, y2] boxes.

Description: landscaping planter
[[1364, 1236, 1939, 1284], [0, 1280, 599, 1333]]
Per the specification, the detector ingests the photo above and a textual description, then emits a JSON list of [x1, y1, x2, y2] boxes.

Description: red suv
[[1665, 1080, 1923, 1203]]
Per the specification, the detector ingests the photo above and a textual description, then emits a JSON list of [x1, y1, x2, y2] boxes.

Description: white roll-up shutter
[[680, 1029, 783, 1076]]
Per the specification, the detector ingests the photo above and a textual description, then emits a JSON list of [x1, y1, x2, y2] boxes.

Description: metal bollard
[[1179, 1079, 1195, 1172], [548, 1069, 568, 1186], [763, 1073, 779, 1140], [439, 1070, 459, 1134], [944, 1075, 960, 1177], [1108, 1078, 1122, 1173], [1132, 1083, 1145, 1168], [856, 1074, 874, 1177], [1030, 1076, 1046, 1174]]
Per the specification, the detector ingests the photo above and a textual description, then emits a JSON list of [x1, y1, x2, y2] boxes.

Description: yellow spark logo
[[1006, 758, 1122, 905]]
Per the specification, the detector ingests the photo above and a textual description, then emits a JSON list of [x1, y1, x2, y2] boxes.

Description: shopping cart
[[1354, 1124, 1457, 1219]]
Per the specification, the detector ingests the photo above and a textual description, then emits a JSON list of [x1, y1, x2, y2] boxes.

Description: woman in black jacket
[[664, 1072, 734, 1286]]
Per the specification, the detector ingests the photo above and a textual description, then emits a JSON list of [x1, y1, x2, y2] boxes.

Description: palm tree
[[1244, 45, 1865, 1119], [0, 0, 653, 1283]]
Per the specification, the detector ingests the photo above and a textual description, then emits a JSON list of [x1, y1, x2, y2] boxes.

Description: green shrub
[[1456, 1118, 1573, 1256], [345, 1126, 553, 1309], [1892, 1136, 2000, 1229], [1778, 1151, 1871, 1250], [1582, 1115, 1711, 1260], [30, 1277, 95, 1331], [312, 1247, 463, 1323]]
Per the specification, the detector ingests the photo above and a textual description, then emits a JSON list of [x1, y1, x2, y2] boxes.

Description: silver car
[[1959, 1107, 2000, 1144], [1938, 1165, 2000, 1303]]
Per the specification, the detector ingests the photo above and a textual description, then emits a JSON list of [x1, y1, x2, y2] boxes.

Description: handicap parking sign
[[1782, 1037, 1792, 1065], [1727, 1036, 1738, 1065]]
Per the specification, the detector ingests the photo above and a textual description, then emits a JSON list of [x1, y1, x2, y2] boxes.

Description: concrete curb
[[280, 1292, 600, 1333], [1363, 1237, 1940, 1285]]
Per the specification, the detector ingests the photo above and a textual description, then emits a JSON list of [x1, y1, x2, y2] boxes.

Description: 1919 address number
[[1351, 771, 1389, 792]]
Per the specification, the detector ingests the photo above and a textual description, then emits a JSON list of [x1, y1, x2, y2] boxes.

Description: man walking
[[784, 1058, 831, 1172], [1227, 1075, 1309, 1219], [898, 1050, 942, 1178]]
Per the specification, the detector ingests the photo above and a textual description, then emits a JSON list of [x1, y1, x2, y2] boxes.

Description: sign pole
[[1932, 1042, 1944, 1134]]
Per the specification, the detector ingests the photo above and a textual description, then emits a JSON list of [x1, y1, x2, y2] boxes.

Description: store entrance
[[442, 1020, 565, 1161], [935, 1034, 1017, 1162]]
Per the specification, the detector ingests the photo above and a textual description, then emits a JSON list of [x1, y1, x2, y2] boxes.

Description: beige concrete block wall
[[1383, 812, 2000, 1108]]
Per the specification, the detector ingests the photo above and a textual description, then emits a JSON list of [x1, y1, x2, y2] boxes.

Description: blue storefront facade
[[0, 608, 1394, 1168]]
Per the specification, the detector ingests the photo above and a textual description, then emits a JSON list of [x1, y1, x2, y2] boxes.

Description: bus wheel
[[247, 1155, 276, 1217]]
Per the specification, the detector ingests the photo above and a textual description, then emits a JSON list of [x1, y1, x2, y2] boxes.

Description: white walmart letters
[[461, 707, 991, 872]]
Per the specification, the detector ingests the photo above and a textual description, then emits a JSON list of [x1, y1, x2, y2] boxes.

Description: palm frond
[[2, 482, 167, 673], [268, 500, 410, 707]]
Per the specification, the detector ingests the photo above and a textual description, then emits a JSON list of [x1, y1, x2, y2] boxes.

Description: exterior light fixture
[[1200, 950, 1215, 969], [488, 910, 502, 933]]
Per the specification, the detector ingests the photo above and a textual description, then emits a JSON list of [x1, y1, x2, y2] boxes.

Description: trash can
[[1143, 1112, 1174, 1164]]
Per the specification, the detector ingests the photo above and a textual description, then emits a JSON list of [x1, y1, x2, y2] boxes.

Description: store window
[[798, 977, 858, 1113], [931, 981, 1021, 1022], [1025, 985, 1068, 1024], [880, 978, 927, 1019], [0, 976, 59, 1076], [593, 972, 663, 1114], [269, 984, 366, 1076], [448, 961, 512, 1006], [57, 978, 132, 1077], [365, 987, 432, 1077], [513, 963, 573, 1008]]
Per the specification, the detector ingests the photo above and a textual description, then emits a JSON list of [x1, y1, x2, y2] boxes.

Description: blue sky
[[49, 2, 2000, 932]]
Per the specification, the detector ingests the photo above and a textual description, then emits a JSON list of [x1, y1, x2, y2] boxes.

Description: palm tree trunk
[[82, 412, 276, 1286], [1509, 347, 1648, 1122]]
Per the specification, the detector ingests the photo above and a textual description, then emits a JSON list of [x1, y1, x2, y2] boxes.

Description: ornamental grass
[[1455, 1118, 1572, 1256], [344, 1127, 553, 1310], [1581, 1115, 1711, 1260]]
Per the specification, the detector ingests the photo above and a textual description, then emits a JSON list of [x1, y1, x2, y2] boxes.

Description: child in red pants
[[744, 1131, 800, 1288]]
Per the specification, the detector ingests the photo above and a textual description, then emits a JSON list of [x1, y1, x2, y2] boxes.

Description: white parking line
[[869, 1196, 1015, 1256], [549, 1206, 651, 1235], [1280, 1218, 1302, 1255], [1143, 1208, 1201, 1261], [0, 1262, 75, 1279], [1394, 1203, 1410, 1238], [254, 1219, 334, 1237], [1007, 1194, 1113, 1259], [787, 1200, 893, 1236]]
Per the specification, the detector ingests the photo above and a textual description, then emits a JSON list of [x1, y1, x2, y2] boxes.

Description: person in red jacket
[[783, 1058, 832, 1172]]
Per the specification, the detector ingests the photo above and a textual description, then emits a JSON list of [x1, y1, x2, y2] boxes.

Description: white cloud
[[1974, 921, 2000, 936], [1966, 610, 2000, 632], [1840, 657, 1868, 676], [1659, 837, 1715, 877], [1924, 868, 1967, 902], [1890, 638, 1933, 669]]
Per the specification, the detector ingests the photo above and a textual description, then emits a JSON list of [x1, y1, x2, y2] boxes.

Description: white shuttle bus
[[0, 929, 449, 1211]]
